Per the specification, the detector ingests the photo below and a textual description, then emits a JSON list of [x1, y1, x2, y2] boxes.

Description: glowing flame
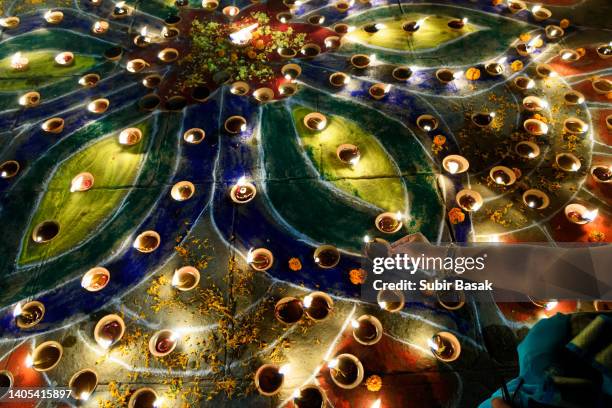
[[246, 248, 255, 264], [378, 301, 387, 309], [279, 364, 291, 375], [351, 319, 360, 329], [303, 295, 313, 308], [462, 17, 468, 24], [328, 358, 339, 369], [44, 10, 54, 20], [236, 176, 247, 186], [171, 270, 181, 286], [527, 35, 541, 49], [350, 156, 360, 165], [395, 211, 403, 221], [292, 389, 301, 399], [11, 52, 26, 67], [427, 337, 439, 351], [81, 392, 91, 401], [416, 18, 426, 28], [82, 273, 93, 289], [532, 5, 541, 13], [371, 399, 382, 408], [13, 303, 22, 317], [374, 23, 386, 30], [70, 175, 84, 192], [363, 235, 371, 243], [230, 23, 258, 45], [25, 354, 34, 368], [545, 300, 558, 311], [561, 52, 573, 60], [99, 338, 113, 349], [584, 209, 598, 222], [571, 162, 580, 171], [489, 112, 496, 118], [498, 56, 507, 64], [447, 160, 459, 174], [153, 397, 164, 408]]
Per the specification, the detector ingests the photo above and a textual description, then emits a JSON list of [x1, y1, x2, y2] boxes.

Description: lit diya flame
[[114, 1, 127, 14], [371, 400, 382, 408], [13, 302, 22, 317], [70, 173, 94, 192], [25, 354, 34, 368], [11, 52, 29, 70], [545, 300, 558, 311], [230, 23, 259, 45]]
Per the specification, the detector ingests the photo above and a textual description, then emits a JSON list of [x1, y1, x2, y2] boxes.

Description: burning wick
[[114, 1, 127, 15], [11, 52, 29, 70], [303, 295, 313, 309], [278, 364, 291, 376], [25, 354, 34, 368], [230, 23, 259, 45], [447, 161, 459, 174], [13, 302, 22, 317], [545, 300, 558, 311], [351, 319, 360, 329], [371, 400, 382, 408], [81, 392, 91, 401]]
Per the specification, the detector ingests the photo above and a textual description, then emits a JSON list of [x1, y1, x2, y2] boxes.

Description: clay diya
[[523, 189, 549, 210], [119, 128, 143, 146], [14, 301, 45, 329], [442, 154, 469, 174], [133, 230, 161, 253], [377, 289, 405, 312], [94, 314, 125, 349], [274, 297, 304, 324], [32, 220, 60, 243], [489, 166, 516, 186], [303, 292, 334, 321], [351, 314, 383, 345], [148, 330, 179, 357], [230, 177, 257, 204], [171, 181, 195, 201], [314, 245, 341, 269], [247, 248, 274, 271], [255, 364, 289, 396], [81, 267, 110, 292], [328, 354, 364, 389], [565, 204, 598, 224], [456, 189, 483, 212], [0, 160, 20, 179], [555, 152, 581, 172], [429, 332, 461, 362], [29, 341, 63, 372], [375, 212, 403, 233], [183, 128, 206, 144], [172, 266, 200, 291], [591, 165, 612, 183], [69, 369, 98, 401], [515, 141, 540, 159]]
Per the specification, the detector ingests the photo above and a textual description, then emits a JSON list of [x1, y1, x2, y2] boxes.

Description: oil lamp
[[402, 18, 425, 33], [293, 385, 326, 408], [19, 91, 40, 108], [94, 314, 125, 349], [336, 144, 361, 165], [596, 43, 612, 59], [44, 10, 64, 24], [369, 83, 390, 100], [447, 17, 467, 30], [172, 266, 200, 291], [545, 25, 564, 40], [471, 112, 496, 127], [171, 181, 195, 201], [230, 81, 250, 96], [308, 15, 325, 25], [119, 128, 143, 145], [274, 297, 304, 324], [392, 66, 412, 81], [81, 267, 110, 292], [282, 64, 302, 80], [363, 23, 385, 34], [55, 51, 74, 66], [69, 369, 98, 401], [515, 141, 540, 159], [277, 47, 297, 58], [104, 46, 123, 61], [223, 5, 240, 18], [255, 364, 290, 396], [565, 204, 598, 224], [329, 72, 350, 87], [277, 12, 292, 24], [523, 189, 549, 210], [133, 230, 161, 253], [10, 52, 29, 71], [513, 75, 535, 91], [92, 20, 109, 34], [225, 116, 247, 134], [14, 301, 45, 329], [303, 112, 327, 131], [522, 96, 548, 112], [229, 23, 258, 46], [523, 118, 549, 136], [437, 290, 465, 310], [301, 43, 321, 58], [375, 211, 403, 233], [230, 176, 257, 204], [183, 128, 205, 144], [435, 68, 455, 84], [32, 220, 60, 243], [149, 330, 179, 357], [87, 98, 109, 114], [591, 165, 612, 183], [112, 1, 130, 18], [352, 314, 383, 345], [0, 370, 14, 399], [0, 160, 20, 179], [555, 153, 581, 172], [0, 16, 20, 29], [314, 245, 341, 268], [328, 354, 364, 389], [303, 292, 333, 321], [429, 332, 461, 362], [456, 189, 483, 212], [324, 36, 341, 49], [416, 114, 438, 132], [563, 118, 588, 134], [442, 155, 469, 174], [127, 59, 148, 73], [128, 388, 158, 408], [253, 87, 274, 103], [70, 172, 94, 192], [535, 63, 556, 79], [559, 49, 580, 62], [350, 54, 371, 69], [247, 248, 274, 271], [489, 166, 516, 186], [334, 0, 350, 12], [592, 78, 612, 95], [158, 48, 179, 63], [485, 59, 505, 76], [161, 26, 179, 39], [30, 341, 63, 372], [531, 5, 552, 22], [134, 26, 152, 47], [202, 0, 219, 11], [333, 23, 350, 35], [377, 289, 405, 312], [564, 90, 585, 105]]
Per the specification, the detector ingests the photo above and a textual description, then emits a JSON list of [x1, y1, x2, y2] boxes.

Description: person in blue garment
[[479, 312, 612, 408]]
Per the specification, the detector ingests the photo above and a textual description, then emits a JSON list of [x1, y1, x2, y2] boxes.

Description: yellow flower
[[366, 375, 382, 392], [510, 60, 523, 72]]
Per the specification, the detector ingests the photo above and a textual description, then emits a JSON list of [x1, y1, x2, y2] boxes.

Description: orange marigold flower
[[519, 33, 531, 42], [559, 19, 570, 29], [366, 375, 382, 392], [576, 47, 586, 57], [448, 207, 465, 224], [433, 135, 447, 146], [288, 257, 302, 271], [254, 39, 265, 50], [247, 50, 257, 59], [465, 67, 481, 81], [349, 268, 367, 285], [510, 60, 523, 72], [588, 231, 606, 243], [491, 0, 503, 5]]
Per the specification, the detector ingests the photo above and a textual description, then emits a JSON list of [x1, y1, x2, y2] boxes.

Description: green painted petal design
[[18, 123, 149, 266], [292, 106, 407, 212]]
